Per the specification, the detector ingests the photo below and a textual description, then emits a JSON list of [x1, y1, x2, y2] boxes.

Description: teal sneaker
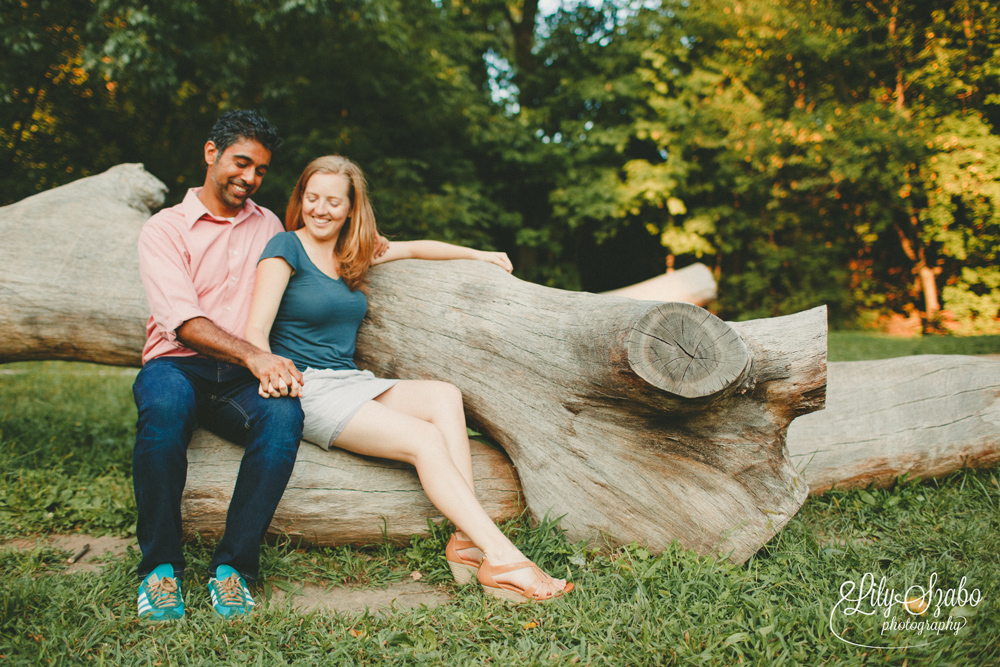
[[137, 564, 184, 621], [208, 565, 256, 618]]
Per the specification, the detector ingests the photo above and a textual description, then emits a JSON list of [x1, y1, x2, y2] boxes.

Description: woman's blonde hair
[[285, 155, 377, 291]]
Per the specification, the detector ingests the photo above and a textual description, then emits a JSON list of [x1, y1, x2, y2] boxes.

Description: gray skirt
[[299, 368, 399, 450]]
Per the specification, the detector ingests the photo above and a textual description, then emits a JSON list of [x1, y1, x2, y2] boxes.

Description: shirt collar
[[181, 187, 263, 228]]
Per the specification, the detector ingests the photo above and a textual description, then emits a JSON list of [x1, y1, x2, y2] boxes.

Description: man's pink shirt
[[138, 188, 283, 364]]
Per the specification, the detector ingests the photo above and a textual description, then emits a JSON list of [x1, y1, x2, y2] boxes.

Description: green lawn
[[1, 338, 998, 665], [828, 331, 1000, 362]]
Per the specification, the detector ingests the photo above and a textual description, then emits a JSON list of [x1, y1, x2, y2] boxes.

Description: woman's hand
[[475, 250, 513, 273], [372, 234, 390, 260], [246, 347, 304, 398], [258, 376, 304, 399]]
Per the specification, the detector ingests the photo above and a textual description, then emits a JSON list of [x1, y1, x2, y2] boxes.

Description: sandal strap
[[447, 534, 477, 551], [478, 557, 556, 596], [478, 558, 567, 600], [521, 577, 546, 600], [480, 558, 539, 577], [446, 534, 482, 567]]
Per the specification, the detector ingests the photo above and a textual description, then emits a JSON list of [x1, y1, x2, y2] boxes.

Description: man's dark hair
[[207, 109, 282, 156]]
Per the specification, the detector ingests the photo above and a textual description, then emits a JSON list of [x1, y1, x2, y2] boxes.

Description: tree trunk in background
[[0, 164, 161, 366], [601, 262, 717, 306], [507, 0, 540, 74]]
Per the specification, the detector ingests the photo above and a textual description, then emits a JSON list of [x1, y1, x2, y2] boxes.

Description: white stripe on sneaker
[[242, 583, 256, 607]]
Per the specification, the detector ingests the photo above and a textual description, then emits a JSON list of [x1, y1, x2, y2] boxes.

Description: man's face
[[202, 138, 271, 216]]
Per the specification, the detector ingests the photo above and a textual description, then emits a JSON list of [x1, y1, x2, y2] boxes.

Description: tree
[[2, 0, 526, 255], [7, 0, 999, 328], [678, 0, 1000, 329], [1, 0, 126, 204]]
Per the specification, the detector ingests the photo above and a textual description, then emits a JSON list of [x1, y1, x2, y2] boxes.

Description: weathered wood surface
[[357, 264, 826, 563], [1, 164, 830, 563], [787, 356, 1000, 494], [184, 431, 524, 545], [0, 164, 162, 366], [602, 262, 717, 306]]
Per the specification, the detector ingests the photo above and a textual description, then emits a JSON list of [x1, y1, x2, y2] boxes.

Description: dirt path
[[2, 533, 452, 614]]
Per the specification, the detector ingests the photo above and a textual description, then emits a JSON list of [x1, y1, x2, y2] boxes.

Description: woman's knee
[[426, 381, 464, 417], [402, 421, 451, 465], [432, 381, 462, 402]]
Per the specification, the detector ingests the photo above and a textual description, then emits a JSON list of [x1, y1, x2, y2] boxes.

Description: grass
[[827, 331, 1000, 361], [1, 336, 998, 666]]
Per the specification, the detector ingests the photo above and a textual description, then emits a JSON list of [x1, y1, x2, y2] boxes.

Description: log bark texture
[[184, 431, 524, 545], [356, 262, 827, 562], [0, 164, 161, 366], [787, 356, 1000, 494], [1, 164, 829, 563]]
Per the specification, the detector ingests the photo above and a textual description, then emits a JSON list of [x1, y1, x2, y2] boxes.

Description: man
[[133, 109, 304, 621]]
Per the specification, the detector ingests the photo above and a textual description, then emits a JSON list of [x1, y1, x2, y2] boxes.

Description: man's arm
[[177, 317, 303, 397], [138, 213, 302, 396]]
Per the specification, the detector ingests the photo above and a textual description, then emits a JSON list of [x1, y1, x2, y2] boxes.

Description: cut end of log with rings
[[627, 301, 750, 399]]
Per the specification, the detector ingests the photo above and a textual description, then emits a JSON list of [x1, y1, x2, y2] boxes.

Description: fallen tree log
[[601, 262, 717, 306], [787, 356, 1000, 494], [185, 430, 525, 545], [0, 164, 162, 365], [356, 267, 825, 563], [1, 164, 827, 564]]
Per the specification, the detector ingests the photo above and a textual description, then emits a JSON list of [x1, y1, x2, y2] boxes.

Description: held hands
[[476, 250, 513, 273], [247, 350, 304, 398]]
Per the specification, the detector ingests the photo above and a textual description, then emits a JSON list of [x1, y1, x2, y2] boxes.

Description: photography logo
[[829, 572, 983, 649]]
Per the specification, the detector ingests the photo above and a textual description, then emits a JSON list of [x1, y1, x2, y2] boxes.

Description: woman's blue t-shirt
[[258, 231, 367, 372]]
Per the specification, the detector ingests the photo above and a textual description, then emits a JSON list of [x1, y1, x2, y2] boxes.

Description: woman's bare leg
[[333, 398, 565, 596], [371, 381, 474, 490], [370, 381, 480, 558]]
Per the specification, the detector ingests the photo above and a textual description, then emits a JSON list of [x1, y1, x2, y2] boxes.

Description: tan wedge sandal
[[445, 534, 483, 585], [477, 557, 575, 603]]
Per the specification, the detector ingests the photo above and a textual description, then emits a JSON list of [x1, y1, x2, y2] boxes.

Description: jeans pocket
[[218, 397, 252, 431]]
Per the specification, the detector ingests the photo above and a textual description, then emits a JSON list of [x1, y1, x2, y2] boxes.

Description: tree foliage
[[680, 0, 1000, 328], [2, 0, 520, 247], [3, 0, 999, 329]]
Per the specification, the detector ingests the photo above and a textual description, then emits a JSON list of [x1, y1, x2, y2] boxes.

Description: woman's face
[[300, 172, 352, 244]]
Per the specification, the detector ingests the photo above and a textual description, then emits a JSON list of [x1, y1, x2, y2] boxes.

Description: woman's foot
[[477, 556, 573, 603], [445, 532, 484, 584]]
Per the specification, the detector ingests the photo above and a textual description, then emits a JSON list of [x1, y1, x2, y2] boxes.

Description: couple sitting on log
[[133, 109, 572, 622]]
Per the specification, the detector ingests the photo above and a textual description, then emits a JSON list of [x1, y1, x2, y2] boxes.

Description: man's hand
[[247, 349, 304, 398], [176, 317, 304, 398]]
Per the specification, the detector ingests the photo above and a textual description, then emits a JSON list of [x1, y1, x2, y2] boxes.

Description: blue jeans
[[132, 356, 303, 581]]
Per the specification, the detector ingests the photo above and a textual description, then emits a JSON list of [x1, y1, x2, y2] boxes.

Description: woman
[[246, 155, 572, 603]]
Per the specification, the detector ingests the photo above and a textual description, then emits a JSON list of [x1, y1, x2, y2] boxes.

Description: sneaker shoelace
[[146, 576, 180, 608], [216, 575, 246, 606]]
